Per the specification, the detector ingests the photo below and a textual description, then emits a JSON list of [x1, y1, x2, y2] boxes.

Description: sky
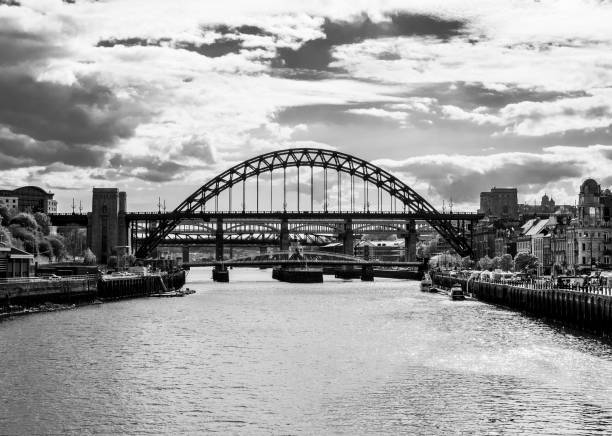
[[1, 0, 612, 212]]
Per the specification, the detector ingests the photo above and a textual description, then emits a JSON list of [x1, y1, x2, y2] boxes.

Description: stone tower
[[87, 188, 128, 264]]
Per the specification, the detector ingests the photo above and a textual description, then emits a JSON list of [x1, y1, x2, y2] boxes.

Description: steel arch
[[135, 148, 471, 257]]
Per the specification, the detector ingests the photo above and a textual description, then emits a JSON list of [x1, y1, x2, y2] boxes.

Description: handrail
[[435, 273, 612, 297], [0, 274, 96, 284]]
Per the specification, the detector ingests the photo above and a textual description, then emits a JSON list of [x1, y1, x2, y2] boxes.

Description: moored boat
[[420, 273, 433, 292], [449, 283, 465, 300]]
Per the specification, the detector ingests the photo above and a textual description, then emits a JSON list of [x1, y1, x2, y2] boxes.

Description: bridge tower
[[87, 188, 128, 264]]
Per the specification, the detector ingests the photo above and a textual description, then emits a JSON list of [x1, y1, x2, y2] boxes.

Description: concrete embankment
[[1, 270, 187, 315], [97, 270, 186, 299], [432, 274, 612, 337]]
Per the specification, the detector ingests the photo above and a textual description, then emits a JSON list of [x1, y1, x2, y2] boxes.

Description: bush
[[83, 248, 97, 265]]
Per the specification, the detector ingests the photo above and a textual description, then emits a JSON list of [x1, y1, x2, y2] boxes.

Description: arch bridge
[[130, 148, 481, 260]]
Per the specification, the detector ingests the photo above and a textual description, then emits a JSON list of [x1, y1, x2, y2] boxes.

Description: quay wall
[[432, 274, 612, 337], [97, 270, 186, 300], [0, 276, 98, 308], [0, 270, 186, 310]]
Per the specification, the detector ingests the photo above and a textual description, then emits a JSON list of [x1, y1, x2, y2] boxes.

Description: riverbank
[[0, 270, 187, 319], [432, 273, 612, 337]]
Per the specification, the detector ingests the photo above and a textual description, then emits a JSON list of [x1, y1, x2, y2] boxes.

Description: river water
[[1, 268, 612, 435]]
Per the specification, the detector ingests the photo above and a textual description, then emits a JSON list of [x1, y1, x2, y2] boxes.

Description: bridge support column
[[361, 265, 374, 281], [182, 246, 190, 264], [280, 218, 290, 251], [342, 219, 354, 256], [213, 217, 229, 282], [215, 218, 224, 261], [405, 220, 417, 262], [342, 219, 355, 276]]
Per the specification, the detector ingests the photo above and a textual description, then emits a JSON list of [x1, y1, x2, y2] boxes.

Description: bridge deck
[[187, 260, 421, 268]]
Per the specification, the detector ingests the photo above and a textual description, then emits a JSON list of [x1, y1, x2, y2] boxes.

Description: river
[[1, 268, 612, 435]]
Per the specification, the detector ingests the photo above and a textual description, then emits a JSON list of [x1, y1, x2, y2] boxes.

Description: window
[[582, 243, 586, 251], [583, 257, 586, 264]]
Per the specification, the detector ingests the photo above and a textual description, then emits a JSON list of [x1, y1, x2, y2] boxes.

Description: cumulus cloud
[[3, 0, 612, 211], [0, 74, 150, 146], [376, 146, 612, 207]]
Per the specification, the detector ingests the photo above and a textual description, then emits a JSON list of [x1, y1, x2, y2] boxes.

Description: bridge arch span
[[135, 148, 470, 257]]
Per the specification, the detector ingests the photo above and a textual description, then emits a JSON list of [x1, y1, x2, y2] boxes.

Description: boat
[[449, 283, 465, 301], [272, 266, 323, 283], [150, 290, 185, 298], [420, 273, 433, 292]]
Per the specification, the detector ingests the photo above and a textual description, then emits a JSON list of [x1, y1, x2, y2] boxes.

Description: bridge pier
[[280, 218, 290, 251], [215, 218, 224, 261], [404, 220, 417, 262], [182, 246, 190, 264], [361, 265, 374, 281], [213, 217, 229, 282], [341, 219, 355, 277]]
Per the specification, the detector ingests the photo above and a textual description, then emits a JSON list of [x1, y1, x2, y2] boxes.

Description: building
[[518, 194, 576, 218], [0, 194, 18, 213], [0, 186, 57, 213], [472, 217, 496, 259], [0, 243, 34, 278], [569, 179, 612, 272], [479, 187, 518, 220], [354, 239, 405, 261]]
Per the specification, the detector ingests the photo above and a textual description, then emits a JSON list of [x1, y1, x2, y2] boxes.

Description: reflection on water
[[1, 268, 612, 435]]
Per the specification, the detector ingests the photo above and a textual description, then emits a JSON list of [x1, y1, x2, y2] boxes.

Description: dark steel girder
[[135, 148, 473, 257]]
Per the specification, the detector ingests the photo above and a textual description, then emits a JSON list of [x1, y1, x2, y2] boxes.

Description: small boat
[[420, 273, 433, 292], [449, 283, 465, 301]]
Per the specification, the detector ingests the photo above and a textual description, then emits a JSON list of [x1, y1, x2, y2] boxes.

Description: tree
[[514, 251, 538, 273], [61, 226, 87, 259], [0, 205, 12, 226], [47, 235, 66, 261], [499, 253, 514, 271], [37, 238, 53, 259], [0, 225, 11, 245], [9, 213, 37, 231], [33, 212, 51, 236], [491, 256, 502, 270], [9, 224, 37, 254], [478, 255, 494, 271], [460, 256, 475, 269], [83, 248, 97, 265]]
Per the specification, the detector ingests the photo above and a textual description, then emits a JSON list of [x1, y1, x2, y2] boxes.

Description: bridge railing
[[125, 210, 482, 216]]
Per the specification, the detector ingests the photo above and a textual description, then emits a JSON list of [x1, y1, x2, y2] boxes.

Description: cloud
[[273, 12, 466, 71], [0, 73, 150, 146], [106, 154, 189, 183], [0, 130, 107, 169], [437, 88, 612, 136], [376, 146, 612, 205], [346, 107, 408, 126]]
